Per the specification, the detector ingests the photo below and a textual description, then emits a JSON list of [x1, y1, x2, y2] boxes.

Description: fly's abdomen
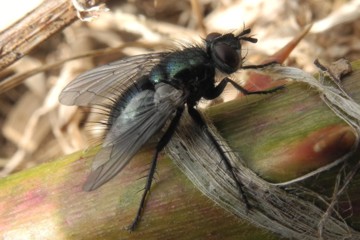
[[84, 81, 185, 191], [105, 89, 156, 144], [106, 77, 153, 127]]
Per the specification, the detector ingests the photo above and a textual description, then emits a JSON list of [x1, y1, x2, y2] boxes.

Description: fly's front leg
[[242, 61, 278, 70], [224, 77, 285, 95], [204, 76, 284, 100], [187, 105, 250, 209], [128, 107, 184, 231]]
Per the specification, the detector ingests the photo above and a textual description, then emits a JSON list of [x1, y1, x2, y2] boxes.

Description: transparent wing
[[83, 84, 185, 191], [59, 52, 169, 106]]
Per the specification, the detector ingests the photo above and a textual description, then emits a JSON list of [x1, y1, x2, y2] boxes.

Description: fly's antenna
[[237, 28, 258, 43]]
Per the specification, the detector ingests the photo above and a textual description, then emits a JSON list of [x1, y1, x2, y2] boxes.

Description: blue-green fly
[[59, 28, 283, 230]]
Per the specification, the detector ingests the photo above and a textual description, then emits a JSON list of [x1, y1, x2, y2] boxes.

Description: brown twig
[[0, 0, 107, 72]]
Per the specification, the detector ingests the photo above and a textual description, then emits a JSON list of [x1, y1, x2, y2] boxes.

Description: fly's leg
[[128, 107, 184, 231], [223, 77, 285, 95], [199, 74, 284, 209], [187, 106, 251, 209], [242, 61, 278, 69], [204, 76, 284, 100]]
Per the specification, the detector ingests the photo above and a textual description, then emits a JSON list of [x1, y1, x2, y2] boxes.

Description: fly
[[59, 28, 284, 231]]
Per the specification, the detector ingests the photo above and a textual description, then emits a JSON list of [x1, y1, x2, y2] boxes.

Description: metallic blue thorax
[[150, 48, 213, 83]]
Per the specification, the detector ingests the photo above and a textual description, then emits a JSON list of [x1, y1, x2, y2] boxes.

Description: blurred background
[[0, 0, 359, 177]]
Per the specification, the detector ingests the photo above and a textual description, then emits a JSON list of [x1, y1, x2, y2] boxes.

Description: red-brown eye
[[205, 32, 221, 42], [213, 43, 239, 70]]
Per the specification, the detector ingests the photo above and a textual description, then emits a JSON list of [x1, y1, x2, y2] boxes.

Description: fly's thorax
[[149, 48, 217, 105], [149, 48, 211, 85]]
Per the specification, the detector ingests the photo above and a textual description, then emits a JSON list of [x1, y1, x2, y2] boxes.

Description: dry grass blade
[[0, 0, 78, 71], [0, 41, 170, 94]]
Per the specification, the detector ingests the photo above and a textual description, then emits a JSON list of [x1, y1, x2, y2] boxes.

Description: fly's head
[[205, 28, 257, 74]]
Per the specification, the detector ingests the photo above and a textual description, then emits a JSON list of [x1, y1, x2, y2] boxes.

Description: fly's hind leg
[[187, 105, 251, 209], [128, 107, 184, 231]]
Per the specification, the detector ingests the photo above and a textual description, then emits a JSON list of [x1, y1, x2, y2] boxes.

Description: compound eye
[[205, 32, 221, 42], [213, 43, 239, 70]]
